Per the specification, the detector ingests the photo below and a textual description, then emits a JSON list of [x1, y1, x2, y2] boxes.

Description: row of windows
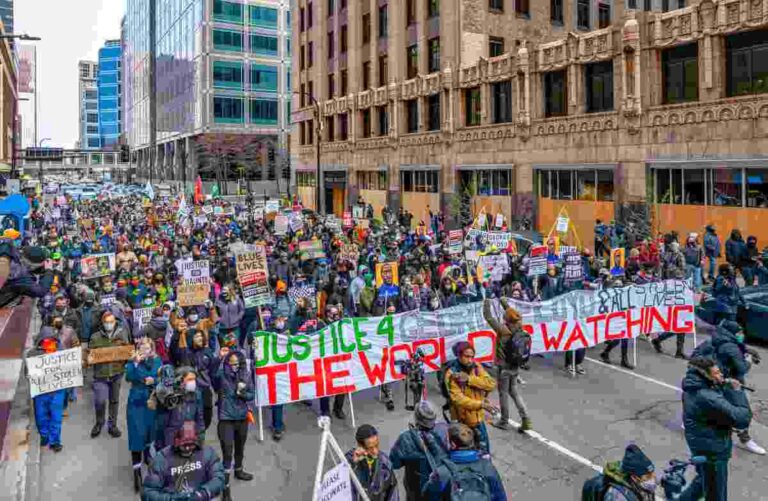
[[299, 3, 388, 41], [487, 0, 684, 27], [538, 169, 615, 201], [213, 96, 279, 124], [358, 171, 387, 191], [212, 61, 281, 92], [459, 170, 512, 196], [213, 0, 280, 28], [212, 29, 282, 56], [654, 168, 768, 208], [401, 171, 439, 193]]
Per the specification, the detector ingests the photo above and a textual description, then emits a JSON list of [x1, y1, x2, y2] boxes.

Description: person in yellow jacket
[[444, 341, 497, 454]]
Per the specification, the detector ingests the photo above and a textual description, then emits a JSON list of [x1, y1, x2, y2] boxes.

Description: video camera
[[661, 456, 706, 499], [395, 349, 426, 411]]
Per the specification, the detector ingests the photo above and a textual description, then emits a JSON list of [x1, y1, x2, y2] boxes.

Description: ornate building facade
[[292, 0, 768, 245]]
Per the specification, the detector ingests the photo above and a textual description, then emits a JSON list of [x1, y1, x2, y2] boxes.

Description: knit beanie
[[621, 444, 654, 476], [414, 401, 436, 430]]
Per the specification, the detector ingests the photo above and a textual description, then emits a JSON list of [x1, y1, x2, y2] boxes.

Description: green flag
[[211, 184, 220, 198]]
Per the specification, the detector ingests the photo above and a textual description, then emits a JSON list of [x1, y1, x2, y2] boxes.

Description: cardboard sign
[[375, 262, 399, 288], [274, 214, 288, 235], [86, 344, 135, 365], [133, 308, 153, 333], [177, 283, 211, 307], [527, 245, 548, 277], [316, 462, 352, 501], [241, 270, 272, 308], [556, 216, 570, 233], [448, 230, 463, 255], [289, 212, 304, 232], [26, 348, 84, 398], [236, 248, 268, 279], [179, 259, 210, 284], [299, 241, 326, 260], [338, 244, 359, 264], [81, 253, 116, 280]]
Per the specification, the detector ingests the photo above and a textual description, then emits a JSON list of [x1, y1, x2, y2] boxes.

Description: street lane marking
[[507, 417, 602, 473], [584, 357, 681, 392]]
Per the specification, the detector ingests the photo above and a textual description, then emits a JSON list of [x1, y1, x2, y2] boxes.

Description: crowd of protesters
[[2, 187, 763, 500]]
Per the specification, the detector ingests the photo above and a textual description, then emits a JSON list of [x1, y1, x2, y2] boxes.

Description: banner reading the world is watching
[[252, 280, 695, 407]]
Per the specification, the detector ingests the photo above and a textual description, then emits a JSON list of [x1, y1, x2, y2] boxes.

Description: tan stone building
[[291, 0, 768, 247]]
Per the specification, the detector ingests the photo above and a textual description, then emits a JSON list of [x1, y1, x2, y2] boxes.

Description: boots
[[107, 419, 122, 438], [234, 467, 254, 481], [221, 473, 233, 501], [518, 418, 533, 433], [599, 350, 611, 364], [620, 356, 635, 370], [651, 338, 663, 354], [91, 407, 105, 438], [133, 467, 143, 493]]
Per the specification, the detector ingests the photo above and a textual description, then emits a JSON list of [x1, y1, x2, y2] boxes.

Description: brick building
[[291, 0, 768, 247]]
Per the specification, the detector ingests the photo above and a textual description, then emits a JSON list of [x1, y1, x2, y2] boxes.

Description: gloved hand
[[191, 489, 210, 501]]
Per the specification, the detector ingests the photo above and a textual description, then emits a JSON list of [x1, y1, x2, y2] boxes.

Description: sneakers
[[516, 375, 525, 385], [652, 339, 663, 354], [599, 351, 612, 364], [234, 468, 254, 481], [576, 365, 586, 375], [272, 429, 284, 442], [564, 366, 576, 376], [738, 439, 767, 455], [40, 437, 49, 447], [491, 419, 514, 431], [385, 400, 395, 411], [50, 443, 63, 453], [518, 418, 532, 433]]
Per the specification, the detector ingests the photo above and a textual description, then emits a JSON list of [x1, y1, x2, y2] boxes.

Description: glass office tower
[[97, 40, 122, 149]]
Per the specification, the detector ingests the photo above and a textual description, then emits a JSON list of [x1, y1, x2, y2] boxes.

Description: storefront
[[534, 164, 616, 247], [323, 168, 348, 216], [357, 167, 388, 218], [456, 164, 514, 222], [296, 171, 317, 211], [400, 165, 441, 227]]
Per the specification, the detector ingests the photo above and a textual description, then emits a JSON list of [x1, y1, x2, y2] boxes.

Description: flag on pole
[[194, 176, 203, 205], [145, 182, 155, 200]]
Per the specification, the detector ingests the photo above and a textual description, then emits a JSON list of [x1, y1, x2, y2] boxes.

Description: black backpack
[[504, 330, 532, 368], [581, 473, 609, 501], [441, 458, 492, 501]]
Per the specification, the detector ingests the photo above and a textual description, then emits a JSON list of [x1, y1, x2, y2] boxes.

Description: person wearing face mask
[[712, 263, 746, 325], [155, 367, 205, 450], [142, 421, 225, 501], [582, 444, 658, 501], [29, 331, 68, 453], [88, 311, 132, 439], [139, 307, 171, 363], [45, 294, 81, 335], [76, 289, 99, 348], [215, 284, 244, 346], [212, 351, 255, 498], [126, 273, 149, 309], [266, 315, 290, 441], [176, 328, 218, 432], [125, 337, 162, 492]]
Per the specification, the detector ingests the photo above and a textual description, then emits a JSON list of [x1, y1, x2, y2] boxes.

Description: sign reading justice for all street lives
[[26, 348, 84, 398]]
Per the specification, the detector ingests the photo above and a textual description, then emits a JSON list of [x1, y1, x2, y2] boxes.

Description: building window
[[379, 55, 388, 85], [428, 38, 440, 73], [489, 37, 504, 57], [428, 0, 439, 18], [87, 138, 101, 148], [378, 105, 389, 135], [300, 83, 306, 106], [492, 80, 512, 123], [662, 43, 698, 104], [361, 109, 372, 137], [85, 90, 97, 100], [585, 61, 614, 113], [464, 87, 482, 126], [308, 80, 314, 101], [85, 102, 98, 110], [662, 0, 686, 12], [250, 64, 278, 92], [308, 1, 313, 27], [214, 96, 245, 123], [341, 0, 347, 10], [406, 99, 419, 132], [325, 116, 335, 141], [747, 169, 768, 208], [407, 45, 418, 79], [298, 172, 317, 187], [362, 13, 371, 44], [308, 41, 314, 66], [328, 73, 335, 97], [539, 169, 614, 201], [340, 26, 348, 54], [362, 62, 371, 89], [250, 6, 278, 27], [515, 0, 529, 17], [300, 45, 306, 69], [213, 29, 244, 52], [250, 99, 278, 124], [339, 113, 349, 140], [340, 70, 348, 95], [461, 170, 512, 196], [327, 32, 334, 58], [307, 119, 314, 144], [598, 2, 610, 29], [427, 94, 441, 131], [213, 0, 244, 24], [379, 5, 388, 38], [358, 171, 387, 190], [401, 171, 439, 193], [544, 70, 567, 117], [300, 7, 305, 31], [727, 30, 768, 97], [654, 168, 742, 206], [250, 34, 278, 55], [551, 0, 563, 23], [577, 0, 590, 30], [407, 0, 416, 24], [213, 61, 244, 89], [328, 0, 335, 13], [489, 0, 503, 11]]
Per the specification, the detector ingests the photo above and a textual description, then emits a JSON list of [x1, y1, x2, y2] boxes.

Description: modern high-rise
[[78, 60, 99, 150], [123, 0, 293, 193], [292, 0, 768, 245], [97, 40, 122, 149], [0, 0, 12, 39]]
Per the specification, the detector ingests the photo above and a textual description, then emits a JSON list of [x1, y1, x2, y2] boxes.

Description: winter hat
[[719, 319, 742, 334], [621, 444, 654, 477], [505, 307, 521, 324], [414, 401, 437, 430], [452, 341, 473, 358], [355, 424, 378, 443]]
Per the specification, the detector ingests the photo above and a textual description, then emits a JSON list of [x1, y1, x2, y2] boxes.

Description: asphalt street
[[27, 320, 768, 500]]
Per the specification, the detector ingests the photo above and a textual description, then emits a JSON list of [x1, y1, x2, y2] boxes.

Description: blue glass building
[[97, 40, 122, 149]]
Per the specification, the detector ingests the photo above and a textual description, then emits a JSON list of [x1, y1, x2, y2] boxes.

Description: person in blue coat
[[29, 331, 67, 453], [154, 366, 205, 450], [679, 357, 752, 501], [703, 225, 721, 283], [125, 337, 162, 493], [212, 349, 255, 499], [712, 263, 746, 324]]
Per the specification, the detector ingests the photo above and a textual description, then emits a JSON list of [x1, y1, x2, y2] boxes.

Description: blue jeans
[[685, 264, 703, 291], [678, 458, 728, 501], [271, 405, 284, 432], [707, 256, 717, 281], [474, 421, 490, 455], [319, 395, 345, 416]]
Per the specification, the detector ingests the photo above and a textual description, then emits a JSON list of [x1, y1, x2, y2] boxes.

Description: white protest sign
[[274, 214, 288, 235], [265, 200, 280, 214], [133, 308, 153, 333], [26, 348, 84, 398], [316, 462, 352, 501], [495, 213, 504, 228], [556, 216, 569, 233], [179, 259, 210, 284]]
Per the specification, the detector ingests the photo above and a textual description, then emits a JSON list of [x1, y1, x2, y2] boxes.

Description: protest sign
[[133, 308, 153, 333], [299, 241, 326, 260], [448, 230, 463, 255], [527, 245, 548, 277], [375, 262, 399, 288], [478, 254, 510, 282], [81, 253, 116, 279], [342, 212, 353, 229], [289, 212, 304, 232], [357, 219, 370, 230], [274, 214, 288, 235], [503, 279, 695, 354], [194, 215, 208, 227], [477, 213, 486, 228], [254, 207, 264, 220], [213, 206, 223, 216], [610, 248, 626, 276], [464, 229, 513, 251], [316, 462, 352, 501], [177, 283, 211, 306], [80, 218, 95, 240], [237, 246, 271, 307], [338, 244, 359, 264], [288, 284, 317, 309], [202, 205, 213, 215], [236, 248, 268, 280], [325, 215, 340, 233], [265, 200, 280, 214], [86, 344, 136, 366], [179, 259, 210, 284], [556, 216, 570, 233], [352, 206, 365, 219], [253, 303, 496, 406], [563, 252, 583, 284], [100, 294, 116, 306], [26, 348, 83, 398], [495, 213, 504, 228]]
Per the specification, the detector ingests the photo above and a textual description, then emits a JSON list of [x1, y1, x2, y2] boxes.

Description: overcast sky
[[16, 0, 124, 148]]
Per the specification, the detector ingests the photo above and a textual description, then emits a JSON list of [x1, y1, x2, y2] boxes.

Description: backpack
[[581, 473, 609, 501], [441, 458, 492, 501], [437, 360, 460, 422], [503, 330, 532, 368]]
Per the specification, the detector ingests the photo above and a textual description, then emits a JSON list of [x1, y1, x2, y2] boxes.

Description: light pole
[[37, 137, 51, 186], [293, 91, 322, 214]]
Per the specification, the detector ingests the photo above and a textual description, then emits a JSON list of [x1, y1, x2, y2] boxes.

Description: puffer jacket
[[389, 425, 449, 499], [725, 231, 747, 267], [444, 360, 496, 429], [176, 330, 218, 390], [89, 322, 132, 379], [712, 275, 745, 314], [142, 444, 225, 501], [212, 350, 254, 421], [681, 365, 751, 460], [712, 320, 749, 384]]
